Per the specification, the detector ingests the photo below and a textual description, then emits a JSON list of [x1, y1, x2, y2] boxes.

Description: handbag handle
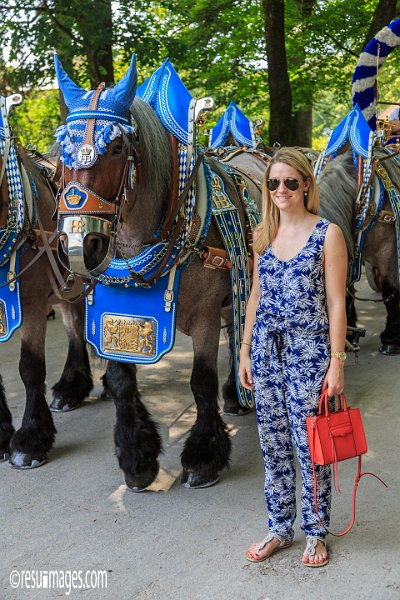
[[318, 389, 348, 417]]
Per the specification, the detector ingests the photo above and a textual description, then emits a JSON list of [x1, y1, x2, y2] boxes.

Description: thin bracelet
[[241, 342, 251, 346]]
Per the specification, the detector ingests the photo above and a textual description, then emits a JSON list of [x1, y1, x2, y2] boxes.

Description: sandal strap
[[256, 532, 285, 552], [306, 536, 326, 557]]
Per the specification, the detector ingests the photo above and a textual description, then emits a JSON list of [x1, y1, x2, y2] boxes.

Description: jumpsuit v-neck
[[252, 218, 331, 540]]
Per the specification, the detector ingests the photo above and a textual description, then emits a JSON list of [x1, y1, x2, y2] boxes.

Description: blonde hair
[[253, 147, 320, 255]]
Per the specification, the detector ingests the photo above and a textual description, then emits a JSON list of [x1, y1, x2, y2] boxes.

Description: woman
[[239, 147, 347, 567]]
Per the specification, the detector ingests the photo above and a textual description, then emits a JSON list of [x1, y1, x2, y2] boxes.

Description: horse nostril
[[83, 234, 110, 272]]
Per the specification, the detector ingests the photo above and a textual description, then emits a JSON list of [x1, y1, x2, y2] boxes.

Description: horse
[[53, 55, 266, 490], [317, 148, 400, 352], [0, 98, 94, 469]]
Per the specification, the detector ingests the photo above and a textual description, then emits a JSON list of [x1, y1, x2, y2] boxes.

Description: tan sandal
[[246, 532, 292, 563], [302, 536, 329, 568]]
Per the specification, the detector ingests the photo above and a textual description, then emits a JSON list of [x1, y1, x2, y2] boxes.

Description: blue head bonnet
[[54, 54, 138, 169]]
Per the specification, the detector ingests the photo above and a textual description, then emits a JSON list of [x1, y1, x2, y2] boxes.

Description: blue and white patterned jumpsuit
[[252, 218, 332, 541]]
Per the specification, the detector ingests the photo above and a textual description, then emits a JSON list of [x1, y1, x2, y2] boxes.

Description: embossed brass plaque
[[102, 314, 156, 357], [0, 301, 7, 337]]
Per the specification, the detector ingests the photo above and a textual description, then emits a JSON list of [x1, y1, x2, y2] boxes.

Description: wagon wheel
[[352, 18, 400, 131]]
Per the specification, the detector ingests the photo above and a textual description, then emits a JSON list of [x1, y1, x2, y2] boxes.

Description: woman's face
[[267, 162, 309, 213]]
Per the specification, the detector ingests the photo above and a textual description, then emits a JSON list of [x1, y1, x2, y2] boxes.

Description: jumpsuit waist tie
[[268, 329, 285, 363]]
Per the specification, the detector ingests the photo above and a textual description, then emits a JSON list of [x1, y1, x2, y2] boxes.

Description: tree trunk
[[77, 1, 115, 87], [291, 108, 313, 147], [262, 0, 292, 146], [363, 0, 397, 48]]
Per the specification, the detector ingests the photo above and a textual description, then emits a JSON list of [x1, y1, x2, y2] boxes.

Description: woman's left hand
[[322, 360, 344, 396]]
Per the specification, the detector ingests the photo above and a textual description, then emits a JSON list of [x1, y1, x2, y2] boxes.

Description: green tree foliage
[[1, 0, 400, 148], [9, 90, 60, 152]]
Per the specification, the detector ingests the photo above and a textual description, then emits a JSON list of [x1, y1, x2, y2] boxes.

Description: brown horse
[[317, 148, 400, 352], [0, 108, 93, 468], [53, 56, 266, 490]]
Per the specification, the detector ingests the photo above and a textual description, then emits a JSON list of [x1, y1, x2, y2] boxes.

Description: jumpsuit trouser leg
[[253, 329, 332, 541]]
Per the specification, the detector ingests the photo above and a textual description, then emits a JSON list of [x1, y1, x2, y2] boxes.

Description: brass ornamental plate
[[101, 314, 156, 357], [0, 300, 7, 337]]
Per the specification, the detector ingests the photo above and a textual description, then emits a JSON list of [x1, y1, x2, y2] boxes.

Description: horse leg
[[0, 375, 14, 461], [221, 312, 249, 416], [106, 360, 162, 491], [9, 275, 56, 468], [181, 319, 231, 489], [380, 283, 400, 354], [50, 301, 93, 412]]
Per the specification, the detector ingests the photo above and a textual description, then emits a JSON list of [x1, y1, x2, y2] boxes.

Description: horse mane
[[130, 98, 171, 204], [318, 149, 357, 261]]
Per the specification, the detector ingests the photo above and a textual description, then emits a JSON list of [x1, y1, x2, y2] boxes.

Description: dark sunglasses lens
[[266, 179, 279, 191], [284, 178, 299, 191], [266, 178, 300, 191]]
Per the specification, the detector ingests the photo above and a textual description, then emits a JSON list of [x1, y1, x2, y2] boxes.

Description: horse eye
[[112, 143, 124, 156]]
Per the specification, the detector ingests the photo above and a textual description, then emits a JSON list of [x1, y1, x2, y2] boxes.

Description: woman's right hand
[[239, 350, 254, 391]]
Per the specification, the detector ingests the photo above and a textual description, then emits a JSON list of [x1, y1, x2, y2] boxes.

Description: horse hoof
[[181, 469, 220, 489], [9, 451, 47, 469], [125, 464, 159, 492], [223, 404, 251, 417], [50, 396, 84, 412], [379, 344, 400, 355]]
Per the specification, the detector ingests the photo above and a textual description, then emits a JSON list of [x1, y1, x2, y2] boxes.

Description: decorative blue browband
[[209, 102, 254, 148], [208, 167, 255, 409], [0, 253, 22, 342], [136, 59, 192, 145], [352, 18, 400, 129], [85, 267, 181, 364], [66, 111, 130, 125]]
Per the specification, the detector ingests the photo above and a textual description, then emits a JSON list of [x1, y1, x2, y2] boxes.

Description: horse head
[[54, 54, 138, 277]]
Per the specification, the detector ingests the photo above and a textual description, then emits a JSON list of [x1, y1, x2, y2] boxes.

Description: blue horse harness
[[0, 93, 26, 341]]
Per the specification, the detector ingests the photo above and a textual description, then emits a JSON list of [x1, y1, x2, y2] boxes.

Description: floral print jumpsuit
[[251, 218, 332, 540]]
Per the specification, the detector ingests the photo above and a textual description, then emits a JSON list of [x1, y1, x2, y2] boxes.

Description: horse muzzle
[[58, 215, 116, 277], [57, 181, 120, 278]]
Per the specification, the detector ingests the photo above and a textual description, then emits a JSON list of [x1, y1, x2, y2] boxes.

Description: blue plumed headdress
[[54, 54, 137, 169]]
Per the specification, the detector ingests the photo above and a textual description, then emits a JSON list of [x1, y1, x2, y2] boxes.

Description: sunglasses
[[266, 178, 300, 192]]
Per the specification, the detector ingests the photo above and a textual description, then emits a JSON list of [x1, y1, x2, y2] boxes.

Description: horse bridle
[[56, 84, 136, 278]]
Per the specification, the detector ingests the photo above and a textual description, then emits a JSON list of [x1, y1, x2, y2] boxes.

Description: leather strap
[[83, 83, 105, 150], [200, 246, 232, 271], [59, 181, 118, 215], [18, 145, 72, 292], [152, 153, 203, 243], [310, 426, 387, 537]]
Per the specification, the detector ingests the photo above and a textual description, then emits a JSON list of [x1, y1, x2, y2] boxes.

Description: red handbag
[[306, 389, 387, 536]]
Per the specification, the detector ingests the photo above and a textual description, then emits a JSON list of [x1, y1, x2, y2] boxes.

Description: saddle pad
[[85, 268, 181, 364], [0, 253, 22, 342]]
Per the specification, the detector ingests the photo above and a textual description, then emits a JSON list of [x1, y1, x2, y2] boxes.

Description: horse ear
[[54, 53, 86, 109], [112, 54, 137, 113]]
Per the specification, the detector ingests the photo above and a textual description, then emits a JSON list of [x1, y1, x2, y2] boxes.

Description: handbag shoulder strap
[[311, 439, 388, 537]]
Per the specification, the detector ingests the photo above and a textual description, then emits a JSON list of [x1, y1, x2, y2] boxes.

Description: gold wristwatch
[[331, 351, 347, 362]]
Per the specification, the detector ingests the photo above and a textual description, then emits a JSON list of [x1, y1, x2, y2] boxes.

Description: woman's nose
[[277, 179, 286, 191]]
